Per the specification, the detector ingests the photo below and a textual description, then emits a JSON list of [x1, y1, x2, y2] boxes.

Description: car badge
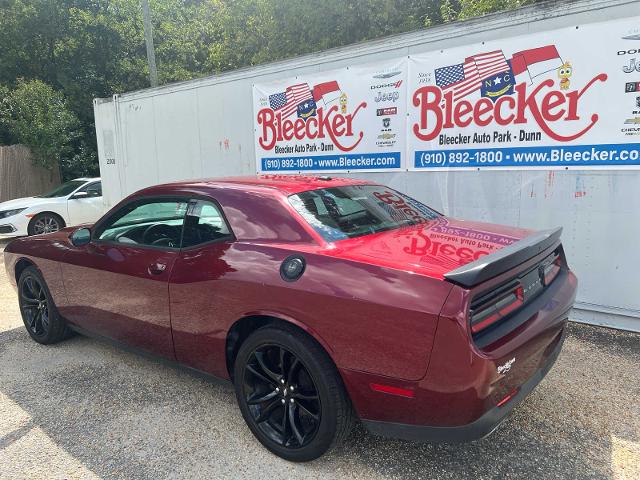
[[497, 357, 516, 375]]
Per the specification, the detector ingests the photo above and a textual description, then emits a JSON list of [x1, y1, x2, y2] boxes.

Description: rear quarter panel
[[169, 242, 454, 381]]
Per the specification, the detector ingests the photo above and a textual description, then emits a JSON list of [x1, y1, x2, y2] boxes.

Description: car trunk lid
[[327, 216, 532, 280]]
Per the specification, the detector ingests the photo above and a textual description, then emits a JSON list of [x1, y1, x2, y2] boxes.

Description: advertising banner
[[408, 19, 640, 170], [253, 59, 407, 173]]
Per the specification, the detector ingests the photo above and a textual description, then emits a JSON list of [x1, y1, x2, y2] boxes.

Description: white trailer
[[94, 0, 640, 331]]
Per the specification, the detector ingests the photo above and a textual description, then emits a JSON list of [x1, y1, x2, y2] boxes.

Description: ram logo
[[497, 357, 516, 375]]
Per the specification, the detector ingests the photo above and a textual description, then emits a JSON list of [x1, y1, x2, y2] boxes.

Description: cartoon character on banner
[[558, 62, 572, 90], [339, 92, 348, 114]]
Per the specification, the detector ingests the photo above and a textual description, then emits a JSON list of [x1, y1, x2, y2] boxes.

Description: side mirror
[[70, 228, 92, 246], [71, 191, 89, 199]]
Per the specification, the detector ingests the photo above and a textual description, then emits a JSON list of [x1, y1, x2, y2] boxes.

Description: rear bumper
[[363, 328, 565, 442]]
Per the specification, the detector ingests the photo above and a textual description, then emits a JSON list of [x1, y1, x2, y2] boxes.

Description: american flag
[[435, 51, 510, 101], [377, 202, 409, 223], [268, 83, 313, 118]]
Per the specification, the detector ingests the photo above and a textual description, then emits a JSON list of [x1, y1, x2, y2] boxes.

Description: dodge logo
[[521, 268, 544, 300]]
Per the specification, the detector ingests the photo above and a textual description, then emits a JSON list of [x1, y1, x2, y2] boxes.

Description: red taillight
[[470, 253, 562, 335], [543, 257, 561, 285], [470, 285, 524, 334]]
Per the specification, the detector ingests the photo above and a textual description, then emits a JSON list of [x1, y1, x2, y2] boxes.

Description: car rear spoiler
[[444, 227, 563, 288]]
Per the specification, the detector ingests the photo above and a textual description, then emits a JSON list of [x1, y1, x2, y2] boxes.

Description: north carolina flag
[[312, 81, 341, 105], [510, 45, 563, 79]]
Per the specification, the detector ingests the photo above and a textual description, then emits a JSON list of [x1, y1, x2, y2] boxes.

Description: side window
[[79, 181, 102, 197], [97, 199, 188, 249], [181, 200, 232, 248], [86, 181, 102, 197]]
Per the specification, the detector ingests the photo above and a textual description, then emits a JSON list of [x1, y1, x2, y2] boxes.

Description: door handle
[[148, 262, 167, 275]]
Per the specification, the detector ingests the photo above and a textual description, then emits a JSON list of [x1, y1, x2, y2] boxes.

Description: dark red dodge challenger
[[4, 175, 577, 461]]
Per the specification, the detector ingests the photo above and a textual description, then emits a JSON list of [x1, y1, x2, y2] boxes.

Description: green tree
[[0, 85, 13, 145], [0, 0, 542, 180], [441, 0, 536, 22], [0, 79, 79, 174]]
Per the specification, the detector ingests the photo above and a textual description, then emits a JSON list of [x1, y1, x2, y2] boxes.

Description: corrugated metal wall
[[93, 0, 640, 331], [0, 145, 61, 202]]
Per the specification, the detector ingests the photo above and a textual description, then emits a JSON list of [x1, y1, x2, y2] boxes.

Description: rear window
[[289, 185, 439, 241]]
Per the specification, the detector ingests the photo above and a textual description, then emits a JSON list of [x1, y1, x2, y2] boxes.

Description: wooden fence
[[0, 145, 60, 202]]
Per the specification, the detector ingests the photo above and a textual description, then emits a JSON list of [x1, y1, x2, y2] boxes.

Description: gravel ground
[[1, 238, 639, 480]]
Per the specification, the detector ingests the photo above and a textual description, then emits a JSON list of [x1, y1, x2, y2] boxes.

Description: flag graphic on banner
[[435, 51, 510, 101], [481, 66, 515, 101], [510, 45, 563, 80], [297, 98, 317, 119], [268, 83, 313, 118], [312, 81, 342, 105]]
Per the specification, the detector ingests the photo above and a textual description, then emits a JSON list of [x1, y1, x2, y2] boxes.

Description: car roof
[[72, 177, 101, 182], [153, 175, 376, 196]]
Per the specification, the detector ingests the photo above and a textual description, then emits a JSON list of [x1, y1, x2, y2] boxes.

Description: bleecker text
[[373, 190, 430, 225], [412, 75, 607, 142], [258, 103, 367, 151]]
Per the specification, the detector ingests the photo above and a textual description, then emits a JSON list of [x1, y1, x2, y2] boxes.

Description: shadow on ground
[[1, 320, 638, 479]]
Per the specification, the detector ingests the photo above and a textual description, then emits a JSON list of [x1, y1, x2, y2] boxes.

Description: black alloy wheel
[[234, 326, 353, 462], [20, 274, 50, 337], [18, 266, 70, 344], [244, 344, 321, 449]]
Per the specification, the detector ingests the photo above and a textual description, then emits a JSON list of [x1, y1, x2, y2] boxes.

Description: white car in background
[[0, 178, 104, 238]]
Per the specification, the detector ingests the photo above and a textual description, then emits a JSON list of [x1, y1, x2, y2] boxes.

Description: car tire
[[233, 325, 354, 462], [18, 266, 70, 344], [27, 212, 65, 236]]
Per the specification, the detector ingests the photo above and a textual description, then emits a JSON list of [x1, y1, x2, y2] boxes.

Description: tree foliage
[[0, 79, 79, 173], [440, 0, 534, 22], [0, 0, 539, 180]]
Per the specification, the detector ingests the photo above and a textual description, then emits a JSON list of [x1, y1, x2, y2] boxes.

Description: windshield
[[289, 185, 440, 241], [38, 180, 86, 198]]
